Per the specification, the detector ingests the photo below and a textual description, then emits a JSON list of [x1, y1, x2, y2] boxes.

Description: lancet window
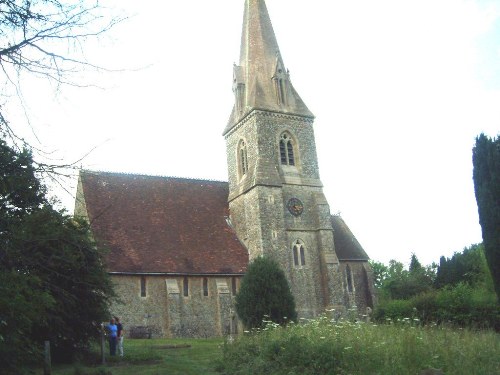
[[280, 132, 295, 166], [183, 276, 189, 297], [140, 276, 147, 297], [292, 240, 306, 267], [238, 140, 248, 177], [203, 277, 209, 297], [346, 265, 354, 293]]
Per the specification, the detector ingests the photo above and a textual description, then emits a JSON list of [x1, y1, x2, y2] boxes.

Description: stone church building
[[75, 0, 375, 338]]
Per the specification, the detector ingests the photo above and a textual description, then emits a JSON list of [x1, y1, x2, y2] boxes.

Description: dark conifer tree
[[409, 253, 423, 273], [472, 133, 500, 302], [235, 256, 297, 329]]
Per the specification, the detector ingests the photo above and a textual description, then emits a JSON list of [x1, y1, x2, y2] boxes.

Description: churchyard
[[48, 319, 499, 375]]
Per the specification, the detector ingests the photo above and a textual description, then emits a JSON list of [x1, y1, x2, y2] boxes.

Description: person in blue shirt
[[106, 318, 118, 356]]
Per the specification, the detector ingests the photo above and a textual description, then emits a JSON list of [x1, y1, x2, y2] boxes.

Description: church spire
[[224, 0, 314, 135]]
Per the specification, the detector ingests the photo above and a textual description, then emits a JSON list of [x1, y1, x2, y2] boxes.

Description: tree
[[472, 133, 500, 302], [376, 257, 434, 300], [0, 139, 114, 373], [235, 257, 297, 329], [409, 253, 423, 273], [0, 0, 122, 164], [369, 260, 389, 289], [435, 243, 491, 289]]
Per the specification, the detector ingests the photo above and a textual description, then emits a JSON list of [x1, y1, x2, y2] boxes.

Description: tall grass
[[217, 316, 500, 375]]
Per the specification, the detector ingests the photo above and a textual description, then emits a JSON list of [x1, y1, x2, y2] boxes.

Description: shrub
[[374, 283, 500, 329], [235, 257, 297, 329]]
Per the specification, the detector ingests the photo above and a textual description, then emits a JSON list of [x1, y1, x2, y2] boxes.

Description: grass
[[47, 319, 500, 375], [217, 317, 500, 375], [51, 338, 224, 375]]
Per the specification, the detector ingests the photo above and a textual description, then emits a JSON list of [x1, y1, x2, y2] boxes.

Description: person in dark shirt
[[115, 316, 124, 356]]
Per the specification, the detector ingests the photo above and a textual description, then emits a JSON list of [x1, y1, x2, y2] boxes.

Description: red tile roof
[[79, 171, 248, 274]]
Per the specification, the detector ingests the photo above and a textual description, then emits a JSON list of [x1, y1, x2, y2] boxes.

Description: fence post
[[43, 340, 51, 375], [101, 323, 106, 365]]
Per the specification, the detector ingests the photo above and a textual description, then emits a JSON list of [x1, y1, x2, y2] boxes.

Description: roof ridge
[[80, 169, 228, 184]]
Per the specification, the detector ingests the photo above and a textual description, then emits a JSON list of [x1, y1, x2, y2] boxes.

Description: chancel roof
[[77, 171, 248, 275], [331, 215, 370, 261]]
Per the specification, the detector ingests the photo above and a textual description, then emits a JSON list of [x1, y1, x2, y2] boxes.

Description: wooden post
[[43, 340, 51, 375], [101, 323, 106, 365]]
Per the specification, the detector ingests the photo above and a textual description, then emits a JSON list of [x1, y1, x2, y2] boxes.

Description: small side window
[[140, 276, 147, 297], [203, 277, 209, 297], [231, 277, 237, 296], [183, 276, 189, 297]]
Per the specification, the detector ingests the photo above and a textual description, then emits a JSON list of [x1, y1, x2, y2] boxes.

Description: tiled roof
[[331, 215, 370, 261], [78, 171, 248, 274]]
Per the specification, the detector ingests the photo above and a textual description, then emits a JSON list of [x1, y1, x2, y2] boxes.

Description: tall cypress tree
[[472, 133, 500, 302]]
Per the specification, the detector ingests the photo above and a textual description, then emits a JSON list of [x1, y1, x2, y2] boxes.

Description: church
[[74, 0, 375, 338]]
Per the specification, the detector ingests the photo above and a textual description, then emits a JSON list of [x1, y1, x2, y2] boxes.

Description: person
[[106, 318, 118, 356], [115, 316, 124, 357]]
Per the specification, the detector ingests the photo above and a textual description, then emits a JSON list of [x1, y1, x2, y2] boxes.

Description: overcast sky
[[10, 0, 500, 266]]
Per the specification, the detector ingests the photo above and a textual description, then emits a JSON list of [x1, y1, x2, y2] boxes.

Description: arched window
[[292, 240, 306, 267], [279, 133, 295, 166], [346, 265, 353, 293], [238, 140, 248, 177]]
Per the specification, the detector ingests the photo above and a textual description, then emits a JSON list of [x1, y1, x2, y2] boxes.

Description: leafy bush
[[373, 299, 414, 322], [374, 283, 500, 329]]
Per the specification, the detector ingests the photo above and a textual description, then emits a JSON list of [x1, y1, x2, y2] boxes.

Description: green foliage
[[235, 257, 297, 329], [472, 133, 500, 302], [373, 246, 499, 329], [409, 252, 423, 273], [218, 318, 500, 375], [0, 139, 114, 373], [435, 243, 492, 288], [376, 257, 434, 301], [374, 283, 499, 329], [368, 260, 388, 289]]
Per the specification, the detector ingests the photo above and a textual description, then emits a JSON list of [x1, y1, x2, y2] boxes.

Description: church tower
[[224, 0, 345, 317]]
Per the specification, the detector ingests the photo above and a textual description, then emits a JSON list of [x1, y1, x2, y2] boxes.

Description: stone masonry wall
[[110, 275, 241, 338], [225, 111, 346, 319]]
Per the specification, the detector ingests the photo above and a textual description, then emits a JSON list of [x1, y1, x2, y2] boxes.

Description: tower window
[[238, 140, 248, 177], [279, 133, 295, 166], [292, 240, 306, 267]]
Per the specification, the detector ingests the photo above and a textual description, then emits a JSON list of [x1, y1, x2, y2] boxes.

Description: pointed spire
[[224, 0, 313, 135]]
